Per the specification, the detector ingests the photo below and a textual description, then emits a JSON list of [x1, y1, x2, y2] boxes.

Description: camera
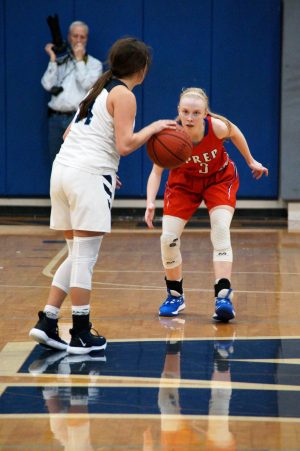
[[47, 14, 70, 63], [50, 86, 64, 96]]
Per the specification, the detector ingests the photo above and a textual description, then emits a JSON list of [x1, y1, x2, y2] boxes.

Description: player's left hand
[[145, 203, 155, 229], [249, 159, 269, 179]]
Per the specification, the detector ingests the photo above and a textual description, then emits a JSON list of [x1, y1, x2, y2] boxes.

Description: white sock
[[72, 305, 90, 316], [44, 305, 60, 319]]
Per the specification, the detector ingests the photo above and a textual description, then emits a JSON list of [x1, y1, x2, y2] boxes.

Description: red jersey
[[163, 115, 239, 218], [169, 115, 229, 180]]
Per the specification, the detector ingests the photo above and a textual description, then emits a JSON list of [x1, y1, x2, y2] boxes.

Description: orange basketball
[[146, 125, 193, 169]]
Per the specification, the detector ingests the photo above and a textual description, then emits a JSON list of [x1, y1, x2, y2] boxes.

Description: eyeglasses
[[179, 111, 202, 119]]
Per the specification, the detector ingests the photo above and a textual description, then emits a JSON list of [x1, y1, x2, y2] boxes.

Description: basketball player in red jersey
[[144, 87, 268, 321]]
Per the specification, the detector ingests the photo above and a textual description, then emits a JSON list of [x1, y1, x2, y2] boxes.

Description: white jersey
[[55, 79, 128, 175]]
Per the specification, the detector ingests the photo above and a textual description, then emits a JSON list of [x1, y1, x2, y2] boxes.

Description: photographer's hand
[[45, 43, 56, 62], [73, 42, 85, 62]]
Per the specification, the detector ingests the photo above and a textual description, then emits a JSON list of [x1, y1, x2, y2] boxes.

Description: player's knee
[[160, 233, 182, 269], [210, 210, 233, 262], [70, 236, 103, 290]]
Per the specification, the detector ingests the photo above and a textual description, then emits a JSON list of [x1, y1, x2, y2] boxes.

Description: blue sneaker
[[213, 289, 235, 322], [159, 291, 185, 317]]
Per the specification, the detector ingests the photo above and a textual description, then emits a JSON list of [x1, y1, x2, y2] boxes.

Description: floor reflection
[[1, 332, 300, 421], [29, 350, 106, 450], [142, 318, 236, 450]]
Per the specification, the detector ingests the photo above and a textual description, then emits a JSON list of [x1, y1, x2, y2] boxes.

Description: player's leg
[[205, 162, 239, 321], [66, 171, 115, 354], [29, 163, 73, 350], [67, 232, 106, 354], [159, 215, 187, 316], [160, 180, 201, 317], [209, 206, 235, 321]]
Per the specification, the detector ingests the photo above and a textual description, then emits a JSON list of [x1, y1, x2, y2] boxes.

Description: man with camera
[[41, 20, 103, 161]]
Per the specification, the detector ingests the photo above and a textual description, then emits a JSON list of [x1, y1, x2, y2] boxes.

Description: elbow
[[118, 147, 131, 157], [116, 141, 134, 157]]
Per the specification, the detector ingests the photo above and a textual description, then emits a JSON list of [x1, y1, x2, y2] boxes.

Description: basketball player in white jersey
[[30, 37, 177, 354]]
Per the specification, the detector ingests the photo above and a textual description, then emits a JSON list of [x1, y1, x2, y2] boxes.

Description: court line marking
[[229, 359, 300, 364], [1, 374, 300, 392], [42, 244, 67, 278], [1, 413, 300, 422], [1, 283, 300, 295], [40, 246, 300, 280], [105, 336, 300, 341], [94, 270, 300, 275]]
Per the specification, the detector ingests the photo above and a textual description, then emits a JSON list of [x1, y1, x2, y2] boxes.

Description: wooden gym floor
[[0, 221, 300, 450]]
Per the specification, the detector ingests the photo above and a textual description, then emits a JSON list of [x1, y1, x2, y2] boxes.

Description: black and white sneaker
[[29, 311, 68, 351], [67, 325, 107, 355]]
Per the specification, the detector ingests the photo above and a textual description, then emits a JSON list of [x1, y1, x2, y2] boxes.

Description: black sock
[[165, 278, 183, 295], [72, 313, 90, 332], [166, 341, 182, 354], [214, 278, 231, 297]]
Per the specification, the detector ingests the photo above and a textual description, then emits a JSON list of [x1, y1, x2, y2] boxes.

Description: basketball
[[146, 125, 193, 169]]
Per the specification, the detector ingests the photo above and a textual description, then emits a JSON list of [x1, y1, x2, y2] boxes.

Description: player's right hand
[[151, 120, 177, 134], [145, 202, 155, 229]]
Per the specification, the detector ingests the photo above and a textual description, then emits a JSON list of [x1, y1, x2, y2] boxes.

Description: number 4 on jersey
[[75, 101, 95, 125]]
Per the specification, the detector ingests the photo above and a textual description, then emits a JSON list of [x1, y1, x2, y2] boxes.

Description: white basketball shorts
[[50, 162, 116, 232]]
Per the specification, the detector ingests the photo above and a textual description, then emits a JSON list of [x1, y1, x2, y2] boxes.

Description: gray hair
[[69, 21, 89, 35]]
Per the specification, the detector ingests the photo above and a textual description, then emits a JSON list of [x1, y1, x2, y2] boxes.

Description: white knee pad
[[70, 236, 103, 290], [160, 215, 186, 269], [210, 209, 233, 262], [52, 239, 73, 293], [160, 233, 182, 269]]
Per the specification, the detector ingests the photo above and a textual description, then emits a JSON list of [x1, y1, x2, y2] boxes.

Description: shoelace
[[90, 327, 100, 337], [216, 298, 232, 305], [164, 296, 182, 305]]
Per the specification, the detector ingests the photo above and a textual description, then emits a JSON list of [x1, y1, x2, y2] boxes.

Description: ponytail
[[77, 69, 113, 121], [77, 37, 151, 122]]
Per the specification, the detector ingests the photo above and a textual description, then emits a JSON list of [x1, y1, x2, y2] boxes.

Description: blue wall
[[0, 0, 281, 199]]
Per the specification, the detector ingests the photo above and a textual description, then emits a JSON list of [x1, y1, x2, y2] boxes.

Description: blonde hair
[[179, 87, 232, 135]]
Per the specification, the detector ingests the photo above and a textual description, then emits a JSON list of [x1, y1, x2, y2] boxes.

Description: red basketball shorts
[[163, 160, 239, 220]]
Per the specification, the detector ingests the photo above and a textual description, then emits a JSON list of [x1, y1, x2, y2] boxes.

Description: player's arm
[[212, 117, 268, 179], [109, 86, 176, 156], [145, 164, 164, 229]]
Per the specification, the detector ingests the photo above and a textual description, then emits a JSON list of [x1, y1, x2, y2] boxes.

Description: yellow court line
[[91, 281, 300, 295], [229, 358, 300, 364], [42, 244, 67, 278], [106, 336, 300, 342], [1, 283, 300, 295], [1, 372, 300, 392], [94, 269, 300, 275], [1, 413, 300, 423], [0, 342, 36, 396], [109, 229, 289, 234], [40, 243, 300, 282]]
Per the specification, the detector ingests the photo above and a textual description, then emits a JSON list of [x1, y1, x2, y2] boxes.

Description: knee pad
[[160, 233, 182, 269], [52, 239, 73, 293], [158, 384, 180, 415], [70, 236, 103, 290], [210, 209, 233, 262]]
